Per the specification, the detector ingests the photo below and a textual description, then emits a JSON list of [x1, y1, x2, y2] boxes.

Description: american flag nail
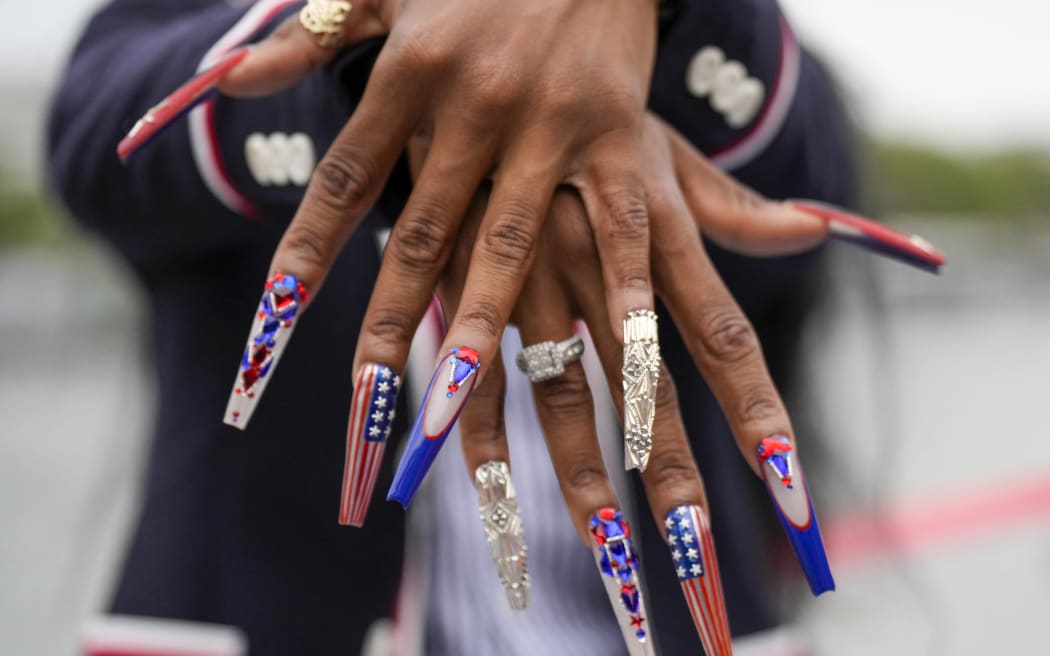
[[339, 364, 400, 526], [666, 505, 733, 655]]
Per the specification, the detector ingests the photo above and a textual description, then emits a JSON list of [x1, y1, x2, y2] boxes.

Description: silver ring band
[[515, 335, 585, 383]]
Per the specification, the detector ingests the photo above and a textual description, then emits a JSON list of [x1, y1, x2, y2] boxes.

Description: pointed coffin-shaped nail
[[117, 48, 251, 163], [223, 273, 308, 429], [339, 364, 401, 527], [387, 346, 481, 507], [666, 505, 734, 656], [623, 310, 660, 472], [789, 200, 945, 274], [590, 508, 655, 656], [757, 435, 835, 595], [475, 461, 529, 610]]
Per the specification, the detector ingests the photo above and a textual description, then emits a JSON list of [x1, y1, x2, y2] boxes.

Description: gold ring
[[300, 0, 352, 48]]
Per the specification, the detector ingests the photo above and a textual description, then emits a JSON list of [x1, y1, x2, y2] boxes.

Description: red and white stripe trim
[[709, 16, 801, 172], [189, 0, 300, 218], [82, 615, 246, 656]]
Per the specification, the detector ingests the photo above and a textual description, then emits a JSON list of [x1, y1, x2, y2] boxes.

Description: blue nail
[[387, 347, 480, 507], [757, 435, 835, 596]]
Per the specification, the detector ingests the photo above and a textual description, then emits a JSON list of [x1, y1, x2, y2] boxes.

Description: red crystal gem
[[598, 507, 616, 521], [630, 616, 645, 629], [456, 346, 480, 366], [447, 382, 459, 394]]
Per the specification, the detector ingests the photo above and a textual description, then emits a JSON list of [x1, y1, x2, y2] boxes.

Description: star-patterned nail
[[666, 505, 733, 655], [117, 48, 251, 163], [790, 200, 945, 273], [387, 347, 481, 507], [224, 273, 308, 429], [475, 461, 529, 610], [758, 435, 835, 595], [590, 508, 655, 656], [622, 310, 660, 471], [339, 364, 401, 527]]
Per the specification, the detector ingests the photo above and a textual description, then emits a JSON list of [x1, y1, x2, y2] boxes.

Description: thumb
[[663, 120, 829, 257]]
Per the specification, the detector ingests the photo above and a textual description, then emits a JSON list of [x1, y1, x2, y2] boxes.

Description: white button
[[286, 133, 316, 186], [244, 132, 316, 187], [710, 60, 749, 113], [244, 133, 273, 186], [686, 46, 725, 97], [266, 132, 291, 187], [724, 78, 766, 128]]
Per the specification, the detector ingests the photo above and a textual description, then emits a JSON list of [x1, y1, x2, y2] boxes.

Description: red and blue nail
[[590, 508, 655, 656], [339, 364, 401, 527], [790, 200, 945, 273], [224, 273, 308, 429], [117, 48, 250, 163], [387, 347, 481, 507], [666, 505, 733, 656], [757, 435, 835, 595]]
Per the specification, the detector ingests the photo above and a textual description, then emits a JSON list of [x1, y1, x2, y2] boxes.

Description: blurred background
[[1, 0, 1048, 654]]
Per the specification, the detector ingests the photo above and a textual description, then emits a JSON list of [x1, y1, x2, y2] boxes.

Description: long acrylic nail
[[475, 461, 529, 610], [387, 346, 480, 506], [339, 364, 401, 527], [789, 200, 945, 273], [757, 435, 835, 595], [666, 505, 733, 656], [117, 48, 250, 163], [590, 508, 655, 655], [623, 310, 660, 471], [223, 273, 308, 429]]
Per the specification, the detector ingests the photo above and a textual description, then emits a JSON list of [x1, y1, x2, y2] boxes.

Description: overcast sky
[[2, 0, 1048, 153]]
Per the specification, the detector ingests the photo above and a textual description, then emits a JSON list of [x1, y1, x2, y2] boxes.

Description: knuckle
[[697, 307, 759, 365], [736, 386, 782, 425], [482, 208, 537, 268], [563, 454, 609, 493], [363, 306, 416, 351], [390, 33, 454, 72], [281, 223, 330, 271], [645, 446, 701, 494], [388, 212, 449, 271], [314, 152, 375, 214], [534, 368, 593, 422], [602, 189, 650, 241], [457, 298, 503, 340]]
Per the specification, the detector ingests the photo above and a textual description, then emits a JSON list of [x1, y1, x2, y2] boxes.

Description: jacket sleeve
[[47, 0, 380, 272]]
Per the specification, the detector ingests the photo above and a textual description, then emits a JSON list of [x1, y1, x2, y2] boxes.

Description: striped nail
[[666, 505, 733, 655], [790, 200, 945, 273], [623, 310, 660, 472], [117, 48, 251, 163], [339, 364, 401, 527], [223, 273, 308, 429], [387, 346, 480, 507], [475, 461, 529, 610], [758, 435, 835, 595], [590, 507, 655, 656]]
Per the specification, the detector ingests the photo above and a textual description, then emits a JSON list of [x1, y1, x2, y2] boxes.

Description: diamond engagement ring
[[515, 335, 585, 383]]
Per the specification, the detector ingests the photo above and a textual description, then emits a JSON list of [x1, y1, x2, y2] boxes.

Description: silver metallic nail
[[622, 310, 660, 471], [475, 461, 529, 610]]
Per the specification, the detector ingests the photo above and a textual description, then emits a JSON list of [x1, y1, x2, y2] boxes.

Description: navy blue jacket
[[48, 1, 854, 653]]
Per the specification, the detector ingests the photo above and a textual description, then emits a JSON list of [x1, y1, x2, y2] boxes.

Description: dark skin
[[219, 4, 832, 516]]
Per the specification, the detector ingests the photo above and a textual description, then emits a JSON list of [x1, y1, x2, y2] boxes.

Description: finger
[[223, 53, 421, 429], [649, 185, 835, 596], [456, 354, 530, 611], [575, 135, 661, 472], [511, 260, 656, 654], [582, 295, 734, 656], [219, 7, 389, 98], [660, 116, 829, 256], [386, 148, 563, 505]]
